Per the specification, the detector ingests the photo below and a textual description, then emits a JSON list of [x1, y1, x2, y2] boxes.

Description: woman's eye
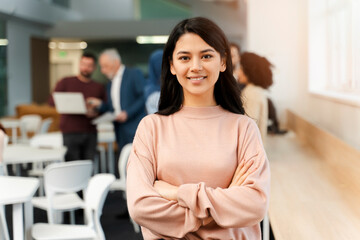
[[179, 56, 190, 61], [202, 54, 213, 59]]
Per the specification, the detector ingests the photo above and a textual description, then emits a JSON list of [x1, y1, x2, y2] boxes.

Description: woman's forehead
[[173, 33, 216, 54]]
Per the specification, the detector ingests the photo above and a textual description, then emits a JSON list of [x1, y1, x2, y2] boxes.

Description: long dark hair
[[157, 17, 245, 115]]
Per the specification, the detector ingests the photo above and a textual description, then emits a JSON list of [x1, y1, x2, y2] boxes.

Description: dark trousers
[[268, 98, 279, 131], [62, 132, 97, 162]]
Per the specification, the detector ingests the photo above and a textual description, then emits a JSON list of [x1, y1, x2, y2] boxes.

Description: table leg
[[15, 164, 21, 176], [0, 205, 10, 240], [107, 142, 115, 175], [11, 127, 17, 144], [262, 213, 270, 240], [24, 202, 33, 240], [13, 203, 24, 240]]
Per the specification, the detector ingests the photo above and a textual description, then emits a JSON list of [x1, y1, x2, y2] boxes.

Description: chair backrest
[[30, 132, 63, 148], [44, 160, 93, 223], [118, 143, 133, 188], [20, 114, 42, 133], [84, 174, 115, 240], [96, 122, 114, 132], [20, 114, 42, 141], [38, 118, 53, 134]]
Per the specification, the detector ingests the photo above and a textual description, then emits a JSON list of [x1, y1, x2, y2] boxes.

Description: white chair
[[110, 143, 140, 233], [32, 173, 115, 240], [97, 122, 116, 174], [38, 118, 53, 134], [32, 160, 93, 225], [109, 143, 132, 193], [28, 132, 64, 195], [19, 114, 42, 143], [0, 133, 10, 240]]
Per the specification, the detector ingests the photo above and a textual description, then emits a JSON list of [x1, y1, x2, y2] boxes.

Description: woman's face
[[170, 33, 226, 106]]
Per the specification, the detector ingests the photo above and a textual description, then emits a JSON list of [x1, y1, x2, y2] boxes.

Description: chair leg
[[70, 211, 76, 225], [93, 155, 99, 174], [38, 177, 44, 196], [0, 205, 10, 240], [53, 211, 64, 224], [262, 213, 270, 240], [97, 145, 106, 173], [130, 218, 140, 233], [107, 142, 115, 175]]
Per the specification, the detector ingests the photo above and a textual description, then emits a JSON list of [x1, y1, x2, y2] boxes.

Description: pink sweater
[[127, 105, 270, 240]]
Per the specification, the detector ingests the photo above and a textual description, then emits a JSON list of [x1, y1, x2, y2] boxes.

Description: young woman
[[126, 17, 270, 240]]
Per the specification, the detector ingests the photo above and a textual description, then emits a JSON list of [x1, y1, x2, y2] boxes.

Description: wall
[[6, 19, 46, 115], [187, 0, 246, 45], [49, 47, 83, 91], [246, 0, 360, 149], [0, 0, 82, 116]]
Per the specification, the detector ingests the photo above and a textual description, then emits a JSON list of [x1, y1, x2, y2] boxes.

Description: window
[[308, 0, 360, 106]]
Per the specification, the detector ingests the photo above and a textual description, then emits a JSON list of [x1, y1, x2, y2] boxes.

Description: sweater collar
[[176, 105, 226, 119]]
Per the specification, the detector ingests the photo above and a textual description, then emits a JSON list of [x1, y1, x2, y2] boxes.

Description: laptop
[[53, 92, 87, 114]]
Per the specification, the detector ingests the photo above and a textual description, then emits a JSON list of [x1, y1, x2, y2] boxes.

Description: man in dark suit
[[88, 49, 146, 157]]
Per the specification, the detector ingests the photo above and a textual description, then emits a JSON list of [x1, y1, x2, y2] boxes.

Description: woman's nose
[[190, 58, 203, 72]]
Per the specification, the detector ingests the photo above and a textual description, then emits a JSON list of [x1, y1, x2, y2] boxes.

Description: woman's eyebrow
[[176, 49, 215, 55]]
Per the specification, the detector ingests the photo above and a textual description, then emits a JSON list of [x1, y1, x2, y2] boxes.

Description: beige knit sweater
[[127, 105, 270, 240]]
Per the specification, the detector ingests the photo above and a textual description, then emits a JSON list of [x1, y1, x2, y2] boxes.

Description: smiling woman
[[170, 33, 226, 106], [126, 17, 270, 240]]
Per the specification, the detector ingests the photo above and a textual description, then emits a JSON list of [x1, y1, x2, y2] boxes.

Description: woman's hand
[[154, 180, 179, 201], [229, 159, 258, 187]]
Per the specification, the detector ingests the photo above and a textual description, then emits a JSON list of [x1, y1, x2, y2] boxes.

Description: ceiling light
[[136, 35, 168, 44], [0, 39, 8, 46], [49, 41, 88, 50]]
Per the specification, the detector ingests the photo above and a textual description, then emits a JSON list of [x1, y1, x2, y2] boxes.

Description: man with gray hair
[[88, 49, 146, 174]]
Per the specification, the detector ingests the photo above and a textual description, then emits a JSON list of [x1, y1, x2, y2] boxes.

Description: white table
[[0, 176, 39, 240], [98, 131, 116, 174], [3, 144, 67, 176], [0, 118, 20, 144]]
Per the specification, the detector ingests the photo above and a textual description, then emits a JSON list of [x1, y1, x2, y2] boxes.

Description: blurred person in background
[[239, 52, 272, 143], [88, 48, 146, 163], [230, 42, 243, 87], [144, 49, 163, 114], [48, 52, 106, 162]]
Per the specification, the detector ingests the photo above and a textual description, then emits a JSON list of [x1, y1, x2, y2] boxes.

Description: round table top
[[3, 144, 67, 164], [0, 176, 39, 204]]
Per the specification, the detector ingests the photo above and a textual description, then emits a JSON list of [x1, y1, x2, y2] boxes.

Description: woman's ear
[[170, 60, 176, 75], [220, 57, 226, 72]]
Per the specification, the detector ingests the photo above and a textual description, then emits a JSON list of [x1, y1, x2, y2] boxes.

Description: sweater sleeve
[[177, 120, 270, 228], [126, 118, 203, 239]]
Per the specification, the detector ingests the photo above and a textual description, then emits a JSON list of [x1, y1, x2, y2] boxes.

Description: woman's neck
[[183, 95, 217, 107]]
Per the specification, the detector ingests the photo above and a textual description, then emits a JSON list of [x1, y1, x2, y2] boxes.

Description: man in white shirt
[[88, 49, 146, 168]]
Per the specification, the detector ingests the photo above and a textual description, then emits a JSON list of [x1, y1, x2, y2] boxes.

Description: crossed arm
[[154, 159, 257, 201]]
